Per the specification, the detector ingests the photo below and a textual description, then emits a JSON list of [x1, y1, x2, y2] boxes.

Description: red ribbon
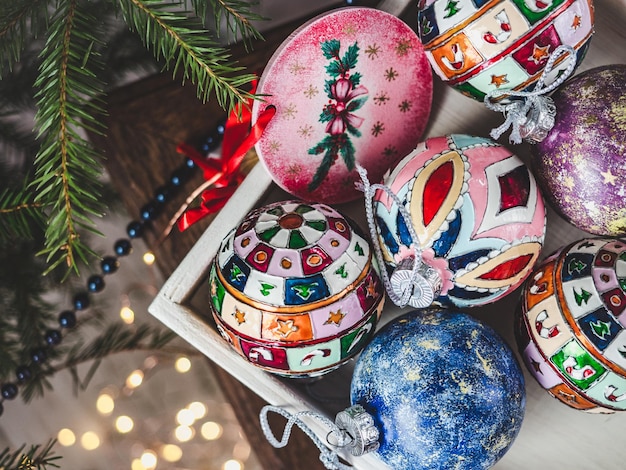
[[177, 84, 275, 231]]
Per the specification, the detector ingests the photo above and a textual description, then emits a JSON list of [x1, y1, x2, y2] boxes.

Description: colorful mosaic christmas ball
[[252, 7, 433, 204], [373, 134, 546, 308], [417, 0, 594, 101], [530, 65, 626, 236], [351, 308, 525, 469], [517, 237, 626, 412], [208, 200, 385, 377]]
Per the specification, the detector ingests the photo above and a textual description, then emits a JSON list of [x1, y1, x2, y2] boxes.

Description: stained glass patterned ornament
[[251, 7, 433, 204], [373, 134, 546, 308], [417, 0, 594, 101], [209, 200, 384, 377], [517, 237, 626, 412]]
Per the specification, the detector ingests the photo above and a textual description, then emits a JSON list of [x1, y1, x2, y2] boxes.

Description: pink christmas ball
[[252, 7, 433, 204]]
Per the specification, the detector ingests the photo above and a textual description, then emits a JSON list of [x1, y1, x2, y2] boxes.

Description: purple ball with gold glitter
[[531, 65, 626, 236]]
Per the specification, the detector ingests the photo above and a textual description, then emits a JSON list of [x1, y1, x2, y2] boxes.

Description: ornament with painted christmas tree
[[370, 134, 546, 308], [417, 0, 594, 101], [251, 7, 433, 204], [208, 200, 384, 378], [517, 237, 626, 413], [530, 65, 626, 236]]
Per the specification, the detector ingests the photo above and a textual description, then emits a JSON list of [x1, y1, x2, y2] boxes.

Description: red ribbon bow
[[177, 83, 275, 231]]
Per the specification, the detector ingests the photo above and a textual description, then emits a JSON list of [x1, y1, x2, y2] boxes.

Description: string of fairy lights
[[43, 120, 258, 469], [53, 352, 253, 470], [2, 119, 258, 469]]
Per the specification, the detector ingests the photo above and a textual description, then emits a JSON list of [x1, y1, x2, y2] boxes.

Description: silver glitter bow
[[484, 45, 578, 144]]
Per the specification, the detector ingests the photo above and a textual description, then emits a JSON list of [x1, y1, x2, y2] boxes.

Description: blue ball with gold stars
[[351, 308, 525, 469]]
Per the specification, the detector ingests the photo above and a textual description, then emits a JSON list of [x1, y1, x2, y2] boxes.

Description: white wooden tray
[[149, 1, 626, 468]]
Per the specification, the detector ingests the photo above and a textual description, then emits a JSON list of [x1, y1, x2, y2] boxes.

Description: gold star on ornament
[[571, 15, 582, 29], [530, 43, 551, 64], [383, 145, 398, 157], [395, 39, 413, 57], [324, 310, 346, 326], [373, 92, 390, 105], [298, 124, 314, 137], [287, 163, 301, 175], [283, 103, 297, 120], [268, 140, 282, 153], [288, 61, 307, 75], [490, 74, 509, 88], [601, 168, 617, 185], [561, 175, 575, 190], [343, 22, 358, 36], [233, 308, 246, 325], [385, 68, 398, 81], [274, 319, 298, 337], [371, 121, 384, 137], [399, 100, 412, 112]]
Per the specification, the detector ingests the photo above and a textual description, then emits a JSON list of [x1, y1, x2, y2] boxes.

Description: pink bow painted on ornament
[[325, 78, 368, 135]]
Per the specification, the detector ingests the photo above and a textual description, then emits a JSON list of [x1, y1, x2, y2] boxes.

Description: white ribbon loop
[[260, 404, 381, 469], [484, 44, 577, 144], [259, 405, 354, 470], [355, 164, 441, 308]]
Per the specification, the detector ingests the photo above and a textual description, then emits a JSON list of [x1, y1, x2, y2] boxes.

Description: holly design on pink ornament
[[308, 39, 368, 192]]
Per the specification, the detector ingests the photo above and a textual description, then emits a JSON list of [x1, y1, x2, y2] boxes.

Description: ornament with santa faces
[[517, 237, 626, 413], [417, 0, 594, 101]]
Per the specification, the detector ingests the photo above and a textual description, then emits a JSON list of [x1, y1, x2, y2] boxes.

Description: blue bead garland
[[0, 122, 226, 416]]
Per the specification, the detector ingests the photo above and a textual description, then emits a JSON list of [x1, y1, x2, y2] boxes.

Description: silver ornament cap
[[390, 257, 442, 308], [334, 405, 380, 456], [519, 95, 556, 144]]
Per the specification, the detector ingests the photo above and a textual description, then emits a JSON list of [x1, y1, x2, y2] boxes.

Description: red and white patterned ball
[[417, 0, 594, 100]]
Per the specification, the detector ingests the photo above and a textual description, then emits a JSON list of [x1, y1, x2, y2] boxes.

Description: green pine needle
[[209, 0, 265, 47], [0, 0, 50, 78], [0, 440, 61, 470], [1, 0, 263, 275], [32, 1, 107, 275], [119, 0, 258, 114], [0, 187, 44, 240]]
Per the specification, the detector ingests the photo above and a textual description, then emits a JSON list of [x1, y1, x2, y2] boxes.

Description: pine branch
[[0, 440, 61, 470], [0, 186, 44, 240], [0, 236, 57, 379], [31, 1, 107, 275], [209, 0, 265, 48], [0, 0, 49, 78], [58, 323, 179, 392], [118, 0, 258, 114]]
